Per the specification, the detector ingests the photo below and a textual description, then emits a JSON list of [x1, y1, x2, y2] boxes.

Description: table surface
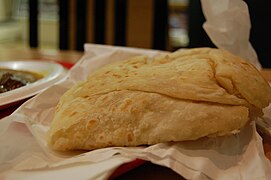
[[1, 47, 271, 179]]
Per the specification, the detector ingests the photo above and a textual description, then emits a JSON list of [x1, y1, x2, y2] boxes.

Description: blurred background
[[0, 0, 188, 50], [0, 0, 270, 67], [0, 0, 59, 49]]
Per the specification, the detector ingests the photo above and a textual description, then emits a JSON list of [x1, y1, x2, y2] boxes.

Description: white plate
[[0, 61, 67, 109]]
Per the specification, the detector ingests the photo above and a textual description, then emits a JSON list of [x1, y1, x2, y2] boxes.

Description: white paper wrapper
[[0, 44, 271, 180], [201, 0, 262, 69]]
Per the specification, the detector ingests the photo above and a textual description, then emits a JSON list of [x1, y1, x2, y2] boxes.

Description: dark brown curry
[[0, 68, 43, 93]]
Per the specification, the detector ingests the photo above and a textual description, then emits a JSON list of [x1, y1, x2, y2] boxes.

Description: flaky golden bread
[[47, 48, 271, 151]]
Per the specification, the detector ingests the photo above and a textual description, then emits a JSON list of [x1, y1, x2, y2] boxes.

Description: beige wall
[[19, 18, 58, 49]]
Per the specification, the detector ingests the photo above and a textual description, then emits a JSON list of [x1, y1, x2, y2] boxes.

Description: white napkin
[[201, 0, 262, 69], [0, 44, 271, 179]]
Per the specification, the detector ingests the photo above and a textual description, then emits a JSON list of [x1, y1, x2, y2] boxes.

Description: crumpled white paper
[[0, 44, 271, 180], [201, 0, 262, 69]]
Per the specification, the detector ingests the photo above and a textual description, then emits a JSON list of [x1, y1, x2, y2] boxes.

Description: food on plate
[[0, 68, 43, 93], [47, 48, 271, 151]]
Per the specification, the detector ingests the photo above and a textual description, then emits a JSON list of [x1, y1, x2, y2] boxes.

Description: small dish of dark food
[[0, 69, 43, 93]]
